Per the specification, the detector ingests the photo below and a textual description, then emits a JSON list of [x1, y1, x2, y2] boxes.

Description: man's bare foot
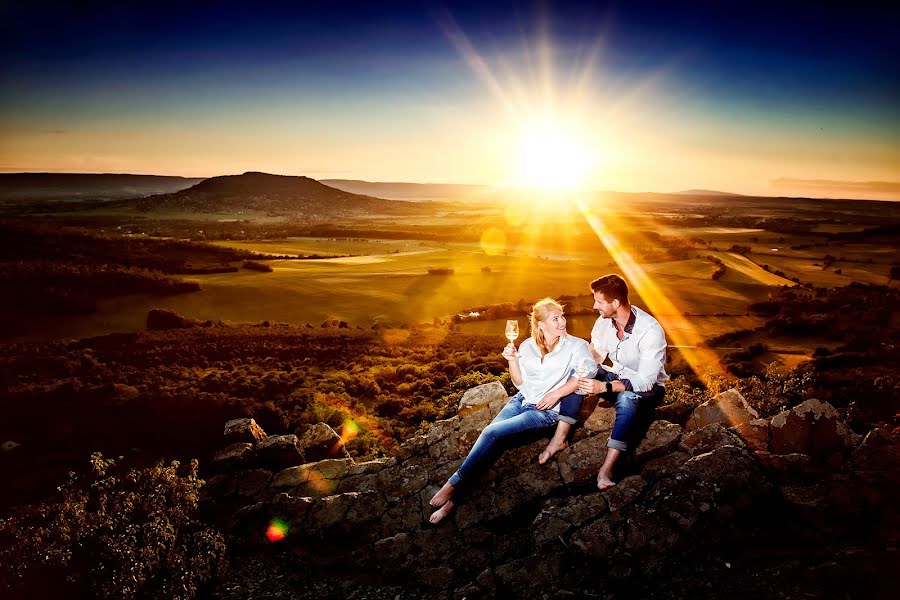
[[429, 500, 455, 524], [430, 482, 454, 507], [597, 470, 616, 491], [538, 439, 569, 464]]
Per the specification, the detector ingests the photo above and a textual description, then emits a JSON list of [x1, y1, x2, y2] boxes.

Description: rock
[[419, 566, 455, 589], [458, 381, 508, 412], [224, 418, 267, 445], [754, 451, 824, 484], [213, 442, 254, 469], [639, 451, 690, 480], [377, 463, 429, 502], [851, 426, 900, 474], [256, 434, 305, 469], [687, 388, 758, 431], [495, 553, 564, 597], [373, 532, 414, 571], [558, 434, 609, 484], [680, 423, 740, 455], [624, 507, 679, 556], [583, 406, 616, 434], [570, 511, 626, 560], [732, 418, 770, 453], [634, 421, 683, 461], [770, 399, 858, 457], [297, 423, 349, 462], [236, 469, 272, 496], [604, 475, 647, 512], [532, 492, 609, 547]]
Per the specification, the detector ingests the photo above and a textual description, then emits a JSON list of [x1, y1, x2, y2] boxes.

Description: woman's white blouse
[[513, 335, 597, 412]]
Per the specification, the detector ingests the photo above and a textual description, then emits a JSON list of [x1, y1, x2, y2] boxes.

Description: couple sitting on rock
[[429, 274, 669, 524]]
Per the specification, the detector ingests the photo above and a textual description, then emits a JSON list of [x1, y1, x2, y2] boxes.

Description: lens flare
[[341, 419, 360, 443], [266, 518, 288, 542], [480, 227, 507, 255]]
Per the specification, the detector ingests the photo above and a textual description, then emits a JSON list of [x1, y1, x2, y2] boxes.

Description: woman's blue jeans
[[448, 392, 559, 490]]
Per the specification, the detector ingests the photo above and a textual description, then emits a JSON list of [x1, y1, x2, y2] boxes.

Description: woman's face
[[538, 309, 566, 342]]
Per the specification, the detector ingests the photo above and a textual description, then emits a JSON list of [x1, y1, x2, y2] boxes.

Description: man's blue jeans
[[600, 376, 665, 451], [448, 392, 559, 490]]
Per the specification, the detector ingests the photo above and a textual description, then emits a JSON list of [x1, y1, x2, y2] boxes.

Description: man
[[576, 274, 669, 490]]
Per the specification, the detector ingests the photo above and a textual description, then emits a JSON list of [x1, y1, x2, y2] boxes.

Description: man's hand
[[576, 377, 600, 395], [535, 391, 560, 410], [501, 343, 518, 362]]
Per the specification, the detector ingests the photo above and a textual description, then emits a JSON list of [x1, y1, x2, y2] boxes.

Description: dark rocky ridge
[[202, 384, 898, 598], [136, 172, 411, 217]]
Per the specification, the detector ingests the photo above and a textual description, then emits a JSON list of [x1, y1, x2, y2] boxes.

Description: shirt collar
[[609, 307, 636, 334]]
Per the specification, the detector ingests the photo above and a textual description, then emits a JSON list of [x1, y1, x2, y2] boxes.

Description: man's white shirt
[[513, 335, 597, 412], [589, 305, 669, 392]]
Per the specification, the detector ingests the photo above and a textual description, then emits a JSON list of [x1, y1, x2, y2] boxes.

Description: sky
[[1, 0, 898, 199]]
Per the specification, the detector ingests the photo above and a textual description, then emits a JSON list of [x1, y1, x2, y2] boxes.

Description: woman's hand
[[501, 342, 518, 362], [535, 391, 560, 410]]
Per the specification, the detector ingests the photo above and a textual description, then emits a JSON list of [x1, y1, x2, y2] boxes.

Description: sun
[[516, 123, 593, 191]]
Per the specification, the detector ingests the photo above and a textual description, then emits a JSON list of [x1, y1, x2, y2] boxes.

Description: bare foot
[[429, 500, 455, 524], [538, 439, 569, 464], [430, 482, 454, 507], [597, 470, 616, 491]]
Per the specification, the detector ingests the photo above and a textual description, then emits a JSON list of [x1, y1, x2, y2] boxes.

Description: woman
[[429, 297, 596, 524]]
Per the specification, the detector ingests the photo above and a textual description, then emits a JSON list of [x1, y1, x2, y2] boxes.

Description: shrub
[[0, 453, 226, 600]]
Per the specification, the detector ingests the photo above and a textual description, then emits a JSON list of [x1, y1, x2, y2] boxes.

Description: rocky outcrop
[[687, 388, 758, 430], [202, 386, 892, 598]]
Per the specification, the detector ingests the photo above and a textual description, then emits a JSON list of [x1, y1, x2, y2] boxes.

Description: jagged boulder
[[732, 418, 770, 453], [213, 442, 254, 470], [256, 434, 305, 469], [224, 418, 267, 445], [679, 422, 740, 455], [297, 423, 349, 461], [458, 381, 508, 412], [769, 399, 861, 457], [687, 388, 758, 431]]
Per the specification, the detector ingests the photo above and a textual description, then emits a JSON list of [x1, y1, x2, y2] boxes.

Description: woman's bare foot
[[429, 499, 455, 524], [430, 482, 454, 507], [538, 439, 569, 464], [597, 470, 616, 491]]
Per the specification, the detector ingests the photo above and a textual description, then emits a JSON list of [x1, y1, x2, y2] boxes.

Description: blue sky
[[1, 0, 898, 198]]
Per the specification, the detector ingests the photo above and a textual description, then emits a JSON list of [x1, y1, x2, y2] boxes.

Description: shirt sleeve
[[607, 326, 666, 392], [571, 341, 599, 379]]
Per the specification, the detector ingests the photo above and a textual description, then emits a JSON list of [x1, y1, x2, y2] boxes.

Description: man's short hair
[[590, 274, 629, 305]]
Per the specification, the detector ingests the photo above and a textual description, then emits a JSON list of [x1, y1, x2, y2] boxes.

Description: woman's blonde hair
[[530, 297, 564, 356]]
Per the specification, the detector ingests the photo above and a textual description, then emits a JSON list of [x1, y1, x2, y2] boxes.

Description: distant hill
[[0, 173, 204, 201], [322, 179, 487, 200], [675, 189, 744, 196], [135, 172, 411, 217]]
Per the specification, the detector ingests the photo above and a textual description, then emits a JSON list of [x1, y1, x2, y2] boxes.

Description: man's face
[[592, 291, 618, 318]]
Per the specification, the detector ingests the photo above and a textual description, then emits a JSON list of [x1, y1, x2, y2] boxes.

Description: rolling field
[[14, 234, 792, 344]]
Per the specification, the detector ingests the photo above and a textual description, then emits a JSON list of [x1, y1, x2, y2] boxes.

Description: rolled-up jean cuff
[[557, 414, 577, 425], [448, 471, 462, 487], [607, 438, 628, 451]]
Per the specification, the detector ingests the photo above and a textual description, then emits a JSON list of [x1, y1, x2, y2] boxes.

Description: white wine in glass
[[505, 320, 520, 342], [574, 357, 594, 395]]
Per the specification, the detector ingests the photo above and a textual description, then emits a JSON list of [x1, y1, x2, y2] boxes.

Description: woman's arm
[[502, 342, 523, 387], [535, 376, 578, 410]]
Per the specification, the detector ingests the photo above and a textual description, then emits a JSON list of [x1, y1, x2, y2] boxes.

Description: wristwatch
[[604, 381, 612, 394]]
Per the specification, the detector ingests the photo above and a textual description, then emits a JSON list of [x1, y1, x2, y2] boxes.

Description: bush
[[0, 453, 226, 600]]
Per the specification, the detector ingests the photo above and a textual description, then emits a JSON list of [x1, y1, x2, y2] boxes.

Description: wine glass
[[505, 320, 519, 343], [574, 357, 595, 395]]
